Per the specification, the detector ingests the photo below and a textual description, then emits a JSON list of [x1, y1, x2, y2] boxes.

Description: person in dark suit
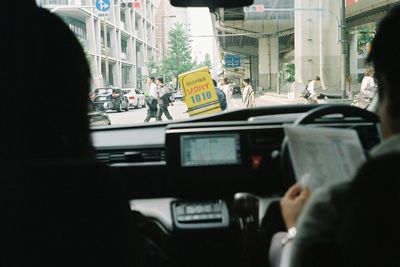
[[274, 4, 400, 267], [156, 77, 173, 121]]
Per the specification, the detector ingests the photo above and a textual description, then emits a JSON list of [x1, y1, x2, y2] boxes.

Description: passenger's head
[[367, 4, 400, 137], [156, 77, 164, 85], [148, 77, 155, 85], [243, 78, 251, 86], [222, 78, 229, 85], [364, 69, 374, 77], [315, 76, 321, 81], [2, 4, 92, 160]]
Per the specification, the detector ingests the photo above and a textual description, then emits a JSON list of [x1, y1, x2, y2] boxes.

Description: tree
[[146, 60, 161, 77], [196, 53, 212, 69], [357, 26, 375, 56], [279, 63, 295, 83], [162, 23, 196, 84]]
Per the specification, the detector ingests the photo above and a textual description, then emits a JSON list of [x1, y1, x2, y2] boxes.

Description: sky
[[187, 8, 215, 62]]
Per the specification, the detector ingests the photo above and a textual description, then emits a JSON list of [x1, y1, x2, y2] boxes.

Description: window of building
[[65, 17, 87, 40], [100, 31, 111, 48], [120, 11, 126, 30], [42, 0, 69, 4], [122, 66, 131, 87], [121, 40, 128, 60]]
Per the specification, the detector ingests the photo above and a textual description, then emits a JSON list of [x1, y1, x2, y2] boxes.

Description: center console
[[172, 200, 229, 230]]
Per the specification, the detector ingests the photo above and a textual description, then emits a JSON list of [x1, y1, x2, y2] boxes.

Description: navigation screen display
[[181, 134, 241, 167]]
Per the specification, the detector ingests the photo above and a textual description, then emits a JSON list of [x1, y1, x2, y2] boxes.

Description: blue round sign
[[95, 0, 111, 12]]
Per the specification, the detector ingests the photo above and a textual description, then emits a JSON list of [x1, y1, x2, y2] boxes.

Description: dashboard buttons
[[172, 200, 229, 229]]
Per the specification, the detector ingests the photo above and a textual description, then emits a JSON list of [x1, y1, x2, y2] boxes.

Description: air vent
[[96, 148, 165, 164], [250, 129, 285, 147]]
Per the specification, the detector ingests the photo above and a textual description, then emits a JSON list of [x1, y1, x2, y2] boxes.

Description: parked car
[[88, 100, 111, 126], [172, 90, 183, 101], [122, 88, 145, 109], [92, 87, 129, 112]]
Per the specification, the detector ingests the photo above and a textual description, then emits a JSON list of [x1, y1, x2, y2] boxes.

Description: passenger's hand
[[280, 184, 311, 229]]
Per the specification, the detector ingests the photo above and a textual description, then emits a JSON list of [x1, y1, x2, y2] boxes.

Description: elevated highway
[[212, 0, 399, 92]]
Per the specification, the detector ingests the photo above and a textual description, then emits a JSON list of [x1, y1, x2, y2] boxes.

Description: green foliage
[[357, 26, 375, 56], [146, 60, 161, 77], [280, 63, 295, 83], [162, 23, 196, 82], [196, 53, 212, 69]]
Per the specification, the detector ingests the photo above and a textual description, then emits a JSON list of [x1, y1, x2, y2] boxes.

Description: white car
[[122, 88, 145, 109], [173, 90, 183, 101]]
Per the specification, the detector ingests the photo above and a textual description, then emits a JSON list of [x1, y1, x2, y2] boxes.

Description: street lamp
[[161, 15, 176, 61]]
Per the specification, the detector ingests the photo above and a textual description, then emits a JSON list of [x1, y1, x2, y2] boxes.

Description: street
[[107, 94, 303, 125]]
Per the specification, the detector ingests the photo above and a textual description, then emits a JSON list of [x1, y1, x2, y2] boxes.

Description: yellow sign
[[179, 67, 221, 117]]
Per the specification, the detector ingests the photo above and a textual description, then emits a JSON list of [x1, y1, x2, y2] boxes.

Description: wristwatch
[[281, 227, 297, 246]]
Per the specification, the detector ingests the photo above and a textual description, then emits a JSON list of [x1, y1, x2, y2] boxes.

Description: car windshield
[[35, 0, 388, 126]]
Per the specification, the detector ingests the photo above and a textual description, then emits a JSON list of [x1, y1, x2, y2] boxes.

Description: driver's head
[[368, 4, 400, 138]]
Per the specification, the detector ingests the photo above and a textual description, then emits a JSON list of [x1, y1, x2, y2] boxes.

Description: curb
[[260, 94, 303, 102]]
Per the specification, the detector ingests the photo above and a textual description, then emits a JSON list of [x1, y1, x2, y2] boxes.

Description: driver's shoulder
[[302, 182, 352, 220]]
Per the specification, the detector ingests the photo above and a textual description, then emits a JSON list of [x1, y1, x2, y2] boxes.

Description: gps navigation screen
[[181, 134, 241, 167]]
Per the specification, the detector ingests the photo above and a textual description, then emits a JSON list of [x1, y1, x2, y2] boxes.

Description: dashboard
[[91, 105, 382, 232]]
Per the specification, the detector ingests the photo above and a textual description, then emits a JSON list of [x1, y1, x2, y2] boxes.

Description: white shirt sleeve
[[149, 84, 158, 98], [307, 81, 316, 98]]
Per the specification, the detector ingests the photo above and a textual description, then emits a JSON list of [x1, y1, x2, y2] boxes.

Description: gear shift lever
[[233, 192, 259, 267]]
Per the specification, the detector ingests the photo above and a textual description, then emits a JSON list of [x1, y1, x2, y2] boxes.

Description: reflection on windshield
[[35, 0, 386, 126]]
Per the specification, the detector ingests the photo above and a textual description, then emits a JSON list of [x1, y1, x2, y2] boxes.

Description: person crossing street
[[155, 77, 173, 121]]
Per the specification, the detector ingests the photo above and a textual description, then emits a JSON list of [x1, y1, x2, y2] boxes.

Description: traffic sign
[[96, 0, 110, 17], [96, 0, 111, 12], [224, 55, 241, 68]]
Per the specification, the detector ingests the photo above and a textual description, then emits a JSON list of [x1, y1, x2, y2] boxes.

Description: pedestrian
[[221, 77, 233, 110], [304, 76, 322, 104], [144, 77, 158, 122], [213, 79, 227, 111], [360, 69, 376, 99], [156, 77, 173, 121], [242, 78, 255, 108]]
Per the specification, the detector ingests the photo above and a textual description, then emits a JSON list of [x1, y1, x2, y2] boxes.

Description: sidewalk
[[258, 91, 305, 105], [258, 91, 353, 105]]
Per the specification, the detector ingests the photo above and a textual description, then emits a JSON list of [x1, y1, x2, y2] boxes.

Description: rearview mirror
[[170, 0, 253, 8]]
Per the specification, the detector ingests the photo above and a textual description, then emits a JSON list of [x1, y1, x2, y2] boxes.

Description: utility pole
[[161, 15, 176, 61], [341, 0, 347, 99], [104, 17, 110, 86]]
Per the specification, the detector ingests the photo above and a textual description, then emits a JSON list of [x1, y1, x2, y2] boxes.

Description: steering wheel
[[280, 105, 380, 188]]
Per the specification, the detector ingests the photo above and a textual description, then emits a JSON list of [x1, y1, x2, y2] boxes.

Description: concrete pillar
[[295, 0, 342, 93], [245, 58, 251, 78], [251, 56, 259, 88], [349, 33, 358, 83], [259, 37, 279, 91]]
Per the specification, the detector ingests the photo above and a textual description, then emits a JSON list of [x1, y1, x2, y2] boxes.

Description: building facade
[[36, 0, 158, 92]]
